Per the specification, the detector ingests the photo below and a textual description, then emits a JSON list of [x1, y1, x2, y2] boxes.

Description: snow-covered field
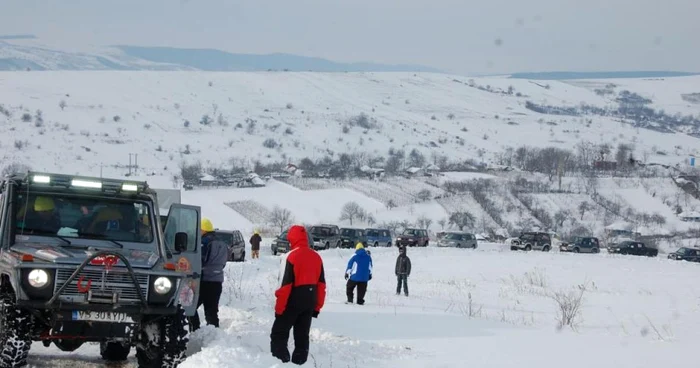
[[30, 243, 700, 367]]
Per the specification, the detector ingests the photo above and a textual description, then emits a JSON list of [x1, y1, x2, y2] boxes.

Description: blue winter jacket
[[201, 233, 228, 283], [346, 248, 373, 282]]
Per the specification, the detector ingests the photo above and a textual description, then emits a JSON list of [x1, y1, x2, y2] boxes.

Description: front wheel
[[543, 245, 551, 252], [0, 288, 33, 368], [374, 242, 379, 248], [136, 308, 189, 368], [386, 242, 392, 247], [100, 341, 131, 361]]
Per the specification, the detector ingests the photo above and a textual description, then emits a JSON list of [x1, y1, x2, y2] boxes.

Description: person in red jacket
[[270, 225, 326, 365]]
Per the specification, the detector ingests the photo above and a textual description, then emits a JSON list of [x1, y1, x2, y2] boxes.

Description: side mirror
[[174, 232, 188, 252]]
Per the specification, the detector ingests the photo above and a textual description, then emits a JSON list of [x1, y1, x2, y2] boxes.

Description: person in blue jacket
[[344, 243, 373, 305]]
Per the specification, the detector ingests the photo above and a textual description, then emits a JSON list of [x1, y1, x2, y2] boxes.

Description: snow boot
[[271, 344, 291, 363]]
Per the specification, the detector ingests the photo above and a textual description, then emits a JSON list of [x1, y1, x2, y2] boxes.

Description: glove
[[344, 274, 349, 280], [369, 274, 372, 280], [312, 311, 319, 318]]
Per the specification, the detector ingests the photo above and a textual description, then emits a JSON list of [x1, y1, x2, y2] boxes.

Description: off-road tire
[[592, 248, 599, 254], [574, 248, 580, 253], [0, 288, 33, 368], [543, 245, 551, 252], [336, 241, 341, 248], [100, 341, 131, 361], [524, 244, 532, 251], [325, 242, 330, 250], [373, 242, 379, 248], [136, 308, 189, 368], [386, 242, 391, 247]]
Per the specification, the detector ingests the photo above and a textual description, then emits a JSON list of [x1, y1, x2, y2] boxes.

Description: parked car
[[271, 227, 315, 255], [437, 232, 478, 249], [667, 247, 700, 262], [510, 232, 552, 251], [396, 228, 430, 247], [366, 228, 393, 247], [559, 236, 600, 253], [309, 224, 341, 250], [607, 240, 658, 257], [339, 228, 368, 248], [212, 229, 246, 261]]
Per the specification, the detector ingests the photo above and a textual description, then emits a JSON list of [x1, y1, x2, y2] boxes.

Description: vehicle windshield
[[15, 192, 154, 243], [212, 233, 233, 244], [341, 229, 355, 236], [402, 229, 417, 236], [311, 227, 332, 236], [676, 247, 692, 255], [520, 233, 535, 240], [445, 233, 464, 241]]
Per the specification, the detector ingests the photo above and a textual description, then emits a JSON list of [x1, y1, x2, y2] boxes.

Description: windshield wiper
[[77, 232, 124, 248]]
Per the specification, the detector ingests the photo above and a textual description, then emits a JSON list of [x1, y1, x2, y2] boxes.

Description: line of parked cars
[[507, 231, 662, 258]]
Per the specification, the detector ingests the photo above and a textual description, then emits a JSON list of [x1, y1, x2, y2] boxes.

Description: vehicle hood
[[10, 242, 160, 269]]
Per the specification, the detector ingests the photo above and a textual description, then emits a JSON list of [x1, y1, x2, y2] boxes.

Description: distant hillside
[[115, 46, 442, 72], [0, 40, 440, 73], [509, 71, 699, 80]]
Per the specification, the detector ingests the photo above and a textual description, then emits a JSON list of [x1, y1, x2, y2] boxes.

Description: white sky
[[1, 0, 698, 74]]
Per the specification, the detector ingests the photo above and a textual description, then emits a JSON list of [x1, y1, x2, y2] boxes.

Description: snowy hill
[[2, 70, 700, 178], [0, 40, 439, 72], [3, 70, 700, 241]]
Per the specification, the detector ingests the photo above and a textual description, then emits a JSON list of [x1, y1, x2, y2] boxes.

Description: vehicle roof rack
[[19, 171, 149, 194]]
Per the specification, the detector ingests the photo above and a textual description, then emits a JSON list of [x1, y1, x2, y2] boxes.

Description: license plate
[[72, 311, 133, 323]]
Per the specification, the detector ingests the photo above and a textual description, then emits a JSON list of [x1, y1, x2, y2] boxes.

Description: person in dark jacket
[[17, 196, 61, 234], [395, 246, 411, 296], [250, 230, 262, 259], [345, 243, 373, 305], [270, 225, 326, 365], [190, 217, 229, 330]]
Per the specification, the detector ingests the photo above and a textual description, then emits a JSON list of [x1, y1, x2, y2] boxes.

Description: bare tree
[[59, 100, 67, 111], [269, 206, 294, 233], [437, 218, 446, 229], [366, 214, 377, 227], [416, 189, 432, 202], [578, 201, 590, 220], [553, 210, 568, 231], [449, 211, 476, 231], [339, 201, 366, 225], [416, 215, 433, 230], [386, 199, 397, 210]]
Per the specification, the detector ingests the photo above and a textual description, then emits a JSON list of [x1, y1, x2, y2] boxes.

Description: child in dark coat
[[395, 246, 411, 296]]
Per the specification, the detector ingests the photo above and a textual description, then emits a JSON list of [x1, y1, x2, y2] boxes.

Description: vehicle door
[[421, 230, 429, 246], [469, 234, 477, 248], [692, 249, 700, 262], [162, 203, 201, 316]]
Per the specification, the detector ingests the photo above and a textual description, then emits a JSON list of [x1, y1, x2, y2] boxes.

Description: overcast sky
[[1, 0, 698, 74]]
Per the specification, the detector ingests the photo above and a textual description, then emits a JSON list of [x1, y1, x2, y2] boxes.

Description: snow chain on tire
[[0, 290, 33, 368], [136, 308, 189, 368]]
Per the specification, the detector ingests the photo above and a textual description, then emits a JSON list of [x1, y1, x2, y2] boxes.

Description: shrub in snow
[[550, 284, 586, 330], [263, 138, 278, 149], [21, 113, 31, 122]]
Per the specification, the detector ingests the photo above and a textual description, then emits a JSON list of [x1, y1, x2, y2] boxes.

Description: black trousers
[[346, 280, 367, 304], [396, 275, 409, 295], [189, 281, 223, 331], [270, 308, 314, 365]]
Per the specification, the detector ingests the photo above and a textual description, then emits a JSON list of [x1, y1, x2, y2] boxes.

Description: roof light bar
[[122, 183, 138, 191], [71, 179, 102, 189], [32, 175, 51, 183]]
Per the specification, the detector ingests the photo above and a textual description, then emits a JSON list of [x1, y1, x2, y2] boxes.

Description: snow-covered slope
[[2, 71, 700, 179]]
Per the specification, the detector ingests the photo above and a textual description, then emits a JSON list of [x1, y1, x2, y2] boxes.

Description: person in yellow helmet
[[19, 196, 61, 234], [249, 229, 262, 259], [190, 217, 228, 331], [344, 242, 373, 305]]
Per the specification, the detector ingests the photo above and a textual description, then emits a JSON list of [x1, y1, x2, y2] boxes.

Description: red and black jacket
[[274, 225, 326, 316]]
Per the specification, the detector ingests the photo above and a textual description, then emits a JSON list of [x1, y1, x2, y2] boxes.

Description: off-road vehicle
[[510, 232, 552, 251], [395, 228, 429, 247], [309, 224, 341, 250], [559, 236, 601, 253], [339, 228, 368, 249], [0, 171, 203, 367]]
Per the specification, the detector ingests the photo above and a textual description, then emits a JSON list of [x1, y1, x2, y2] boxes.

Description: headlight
[[153, 277, 173, 294], [28, 269, 49, 288]]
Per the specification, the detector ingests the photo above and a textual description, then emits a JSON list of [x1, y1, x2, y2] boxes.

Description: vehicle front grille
[[54, 268, 149, 303]]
